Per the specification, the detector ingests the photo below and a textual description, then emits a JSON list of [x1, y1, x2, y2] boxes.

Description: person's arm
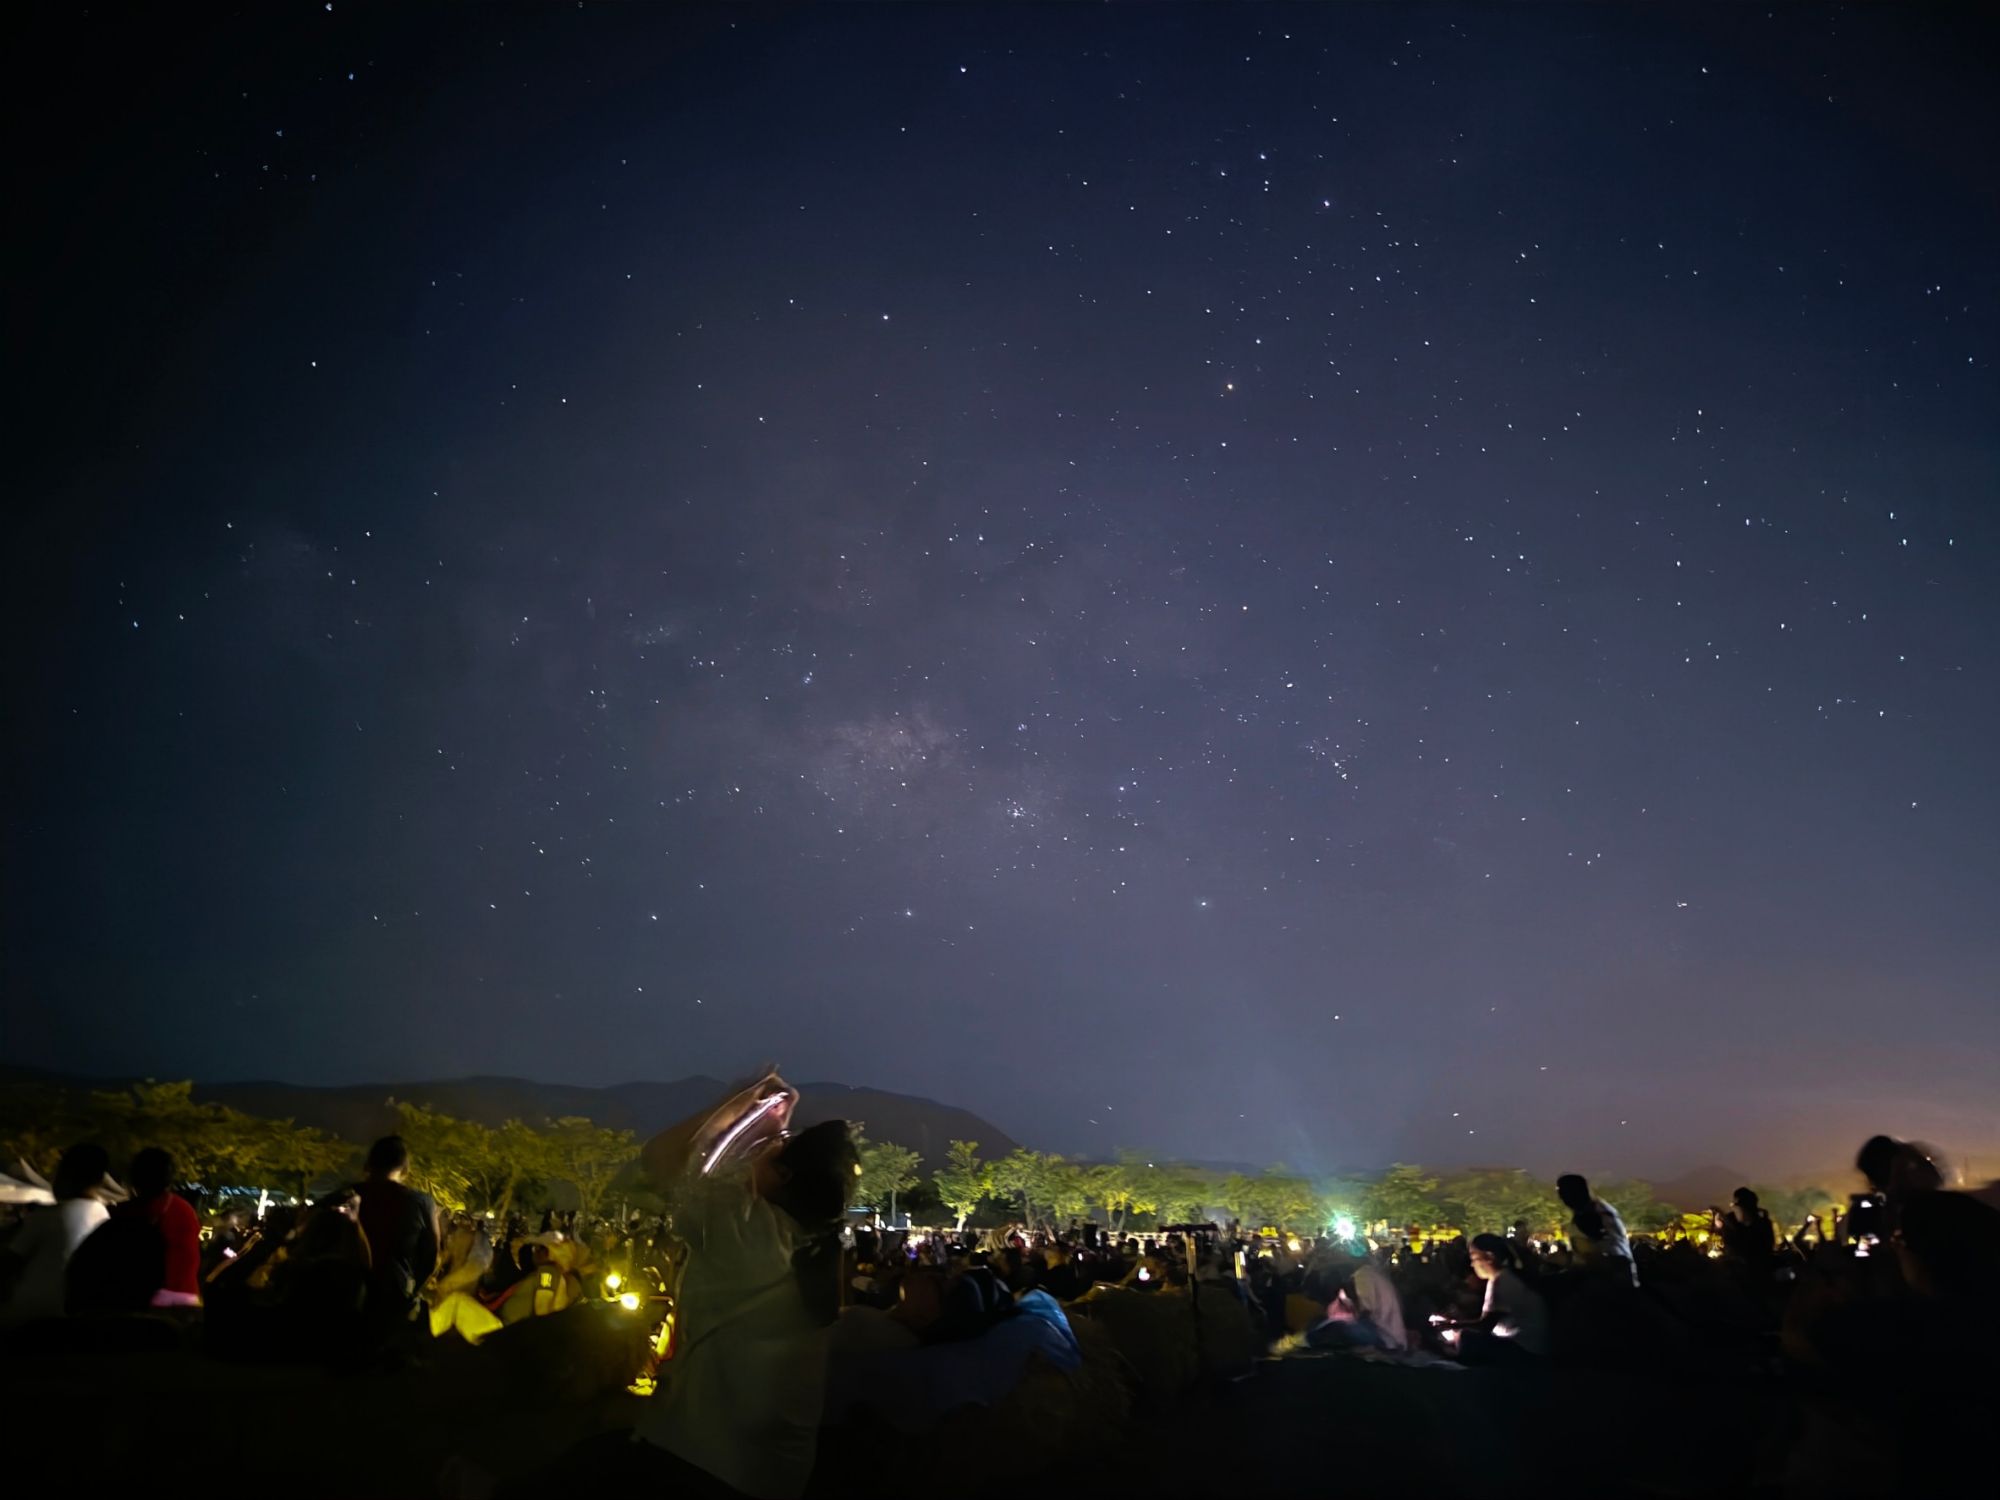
[[411, 1199, 439, 1286]]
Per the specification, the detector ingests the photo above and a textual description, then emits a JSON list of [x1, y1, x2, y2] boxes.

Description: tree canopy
[[932, 1140, 992, 1229], [853, 1135, 923, 1219], [0, 1078, 636, 1216]]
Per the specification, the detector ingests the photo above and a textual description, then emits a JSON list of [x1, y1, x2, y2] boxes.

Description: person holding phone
[[444, 1071, 859, 1500]]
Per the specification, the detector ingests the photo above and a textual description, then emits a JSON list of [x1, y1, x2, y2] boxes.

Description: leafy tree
[[933, 1140, 992, 1230], [1258, 1171, 1317, 1228], [1752, 1183, 1841, 1228], [1150, 1165, 1211, 1225], [0, 1083, 83, 1181], [543, 1116, 635, 1218], [2, 1080, 358, 1201], [470, 1119, 566, 1218], [391, 1102, 485, 1211], [244, 1116, 353, 1200], [855, 1136, 923, 1222], [899, 1178, 942, 1221], [83, 1081, 265, 1187], [1440, 1168, 1556, 1237], [1214, 1173, 1259, 1223], [1595, 1179, 1676, 1236], [1088, 1160, 1158, 1234], [1364, 1163, 1442, 1231], [1045, 1159, 1092, 1223], [991, 1148, 1067, 1231]]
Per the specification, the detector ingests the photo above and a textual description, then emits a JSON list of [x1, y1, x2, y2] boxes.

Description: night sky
[[8, 4, 1998, 1181]]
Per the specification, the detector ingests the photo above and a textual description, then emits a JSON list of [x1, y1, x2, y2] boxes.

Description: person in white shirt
[[1557, 1173, 1639, 1287], [0, 1143, 116, 1327], [1440, 1234, 1550, 1364]]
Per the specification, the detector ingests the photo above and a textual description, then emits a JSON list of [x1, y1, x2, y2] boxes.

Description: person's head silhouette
[[365, 1135, 411, 1182], [128, 1147, 174, 1200], [52, 1143, 112, 1202]]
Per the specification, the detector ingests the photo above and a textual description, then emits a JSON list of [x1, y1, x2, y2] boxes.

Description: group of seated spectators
[[0, 1134, 448, 1365], [5, 1119, 1998, 1497]]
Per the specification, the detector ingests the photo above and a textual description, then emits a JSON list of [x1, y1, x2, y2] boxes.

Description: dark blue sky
[[8, 3, 1997, 1181]]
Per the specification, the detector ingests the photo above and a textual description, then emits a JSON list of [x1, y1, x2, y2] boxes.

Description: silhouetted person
[[1856, 1134, 1943, 1198], [201, 1202, 251, 1280], [1853, 1134, 1946, 1240], [1719, 1186, 1776, 1275], [1556, 1173, 1638, 1286], [354, 1135, 437, 1328], [110, 1147, 201, 1306], [65, 1213, 166, 1317], [0, 1144, 115, 1327]]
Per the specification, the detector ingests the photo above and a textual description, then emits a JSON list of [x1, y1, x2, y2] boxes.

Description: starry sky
[[8, 4, 1998, 1182]]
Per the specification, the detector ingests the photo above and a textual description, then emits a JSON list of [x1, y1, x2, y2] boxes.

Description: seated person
[[1300, 1248, 1408, 1352], [1436, 1234, 1549, 1364], [0, 1144, 117, 1328], [430, 1219, 504, 1344], [827, 1265, 1082, 1431], [201, 1202, 253, 1280], [205, 1190, 371, 1362], [66, 1213, 167, 1317], [109, 1148, 202, 1307]]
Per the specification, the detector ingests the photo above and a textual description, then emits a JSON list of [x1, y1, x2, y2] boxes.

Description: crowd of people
[[3, 1083, 1997, 1498]]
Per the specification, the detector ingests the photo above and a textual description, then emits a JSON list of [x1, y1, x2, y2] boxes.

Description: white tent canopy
[[0, 1172, 54, 1207]]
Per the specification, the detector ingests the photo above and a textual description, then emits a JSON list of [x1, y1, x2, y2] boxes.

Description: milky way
[[8, 4, 1997, 1180]]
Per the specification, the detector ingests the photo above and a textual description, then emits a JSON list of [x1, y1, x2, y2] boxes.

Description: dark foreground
[[3, 1330, 1805, 1499]]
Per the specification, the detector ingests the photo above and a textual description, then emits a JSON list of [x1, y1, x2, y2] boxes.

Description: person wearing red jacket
[[113, 1147, 203, 1305]]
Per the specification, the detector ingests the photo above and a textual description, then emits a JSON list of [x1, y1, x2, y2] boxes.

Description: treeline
[[0, 1081, 930, 1222], [1, 1080, 352, 1200], [0, 1079, 634, 1216], [1, 1083, 1839, 1236], [926, 1145, 1844, 1239]]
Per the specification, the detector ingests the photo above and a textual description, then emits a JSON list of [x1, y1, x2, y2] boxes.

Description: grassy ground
[[3, 1331, 1786, 1498]]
